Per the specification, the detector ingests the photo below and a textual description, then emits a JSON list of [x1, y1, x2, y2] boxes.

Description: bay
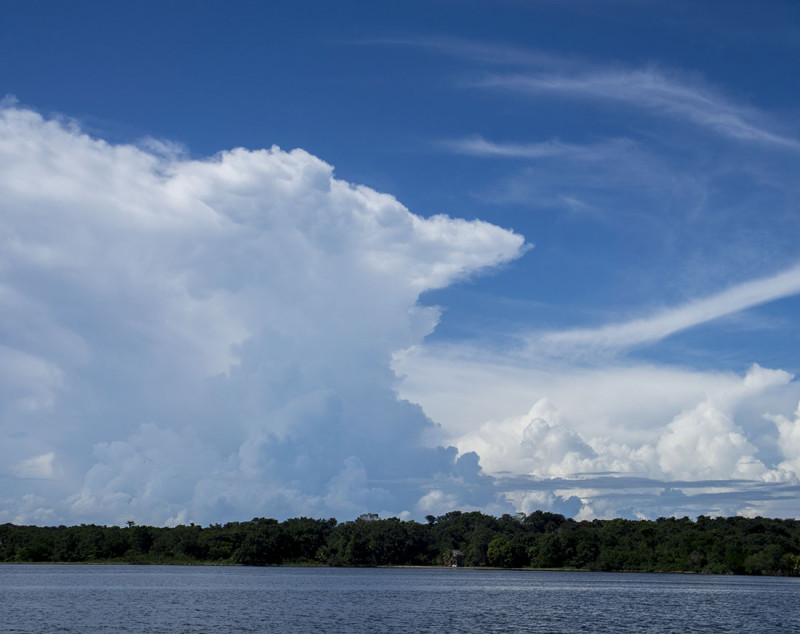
[[1, 564, 798, 632]]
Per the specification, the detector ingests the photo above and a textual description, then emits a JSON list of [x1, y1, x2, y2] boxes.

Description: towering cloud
[[0, 104, 526, 525]]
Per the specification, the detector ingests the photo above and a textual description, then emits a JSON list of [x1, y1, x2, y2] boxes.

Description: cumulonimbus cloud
[[0, 103, 527, 525]]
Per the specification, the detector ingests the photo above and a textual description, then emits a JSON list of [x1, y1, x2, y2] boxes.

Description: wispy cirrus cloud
[[538, 261, 800, 352], [368, 35, 566, 70], [383, 37, 799, 151], [440, 135, 632, 160], [479, 68, 800, 150]]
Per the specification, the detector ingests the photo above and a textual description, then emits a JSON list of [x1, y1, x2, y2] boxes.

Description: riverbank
[[3, 511, 799, 575]]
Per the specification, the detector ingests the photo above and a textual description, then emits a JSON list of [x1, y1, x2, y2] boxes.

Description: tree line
[[2, 511, 799, 575]]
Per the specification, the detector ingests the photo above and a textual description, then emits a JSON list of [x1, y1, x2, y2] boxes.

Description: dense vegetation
[[2, 511, 800, 576]]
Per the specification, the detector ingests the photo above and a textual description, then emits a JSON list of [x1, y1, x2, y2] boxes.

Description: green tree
[[487, 537, 514, 568]]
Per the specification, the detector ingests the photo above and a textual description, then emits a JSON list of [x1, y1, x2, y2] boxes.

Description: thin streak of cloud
[[496, 473, 779, 492], [539, 262, 800, 351], [481, 69, 800, 150], [440, 135, 632, 160], [383, 37, 799, 151], [368, 35, 566, 69]]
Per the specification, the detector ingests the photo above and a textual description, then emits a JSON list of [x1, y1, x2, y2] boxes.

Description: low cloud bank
[[396, 347, 800, 520]]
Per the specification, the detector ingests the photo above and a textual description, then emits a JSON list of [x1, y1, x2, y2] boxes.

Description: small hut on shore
[[451, 550, 465, 567]]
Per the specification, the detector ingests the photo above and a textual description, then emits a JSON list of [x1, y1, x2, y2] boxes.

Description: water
[[1, 565, 798, 632]]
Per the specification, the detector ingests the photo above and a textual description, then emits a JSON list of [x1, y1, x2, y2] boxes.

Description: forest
[[2, 511, 800, 576]]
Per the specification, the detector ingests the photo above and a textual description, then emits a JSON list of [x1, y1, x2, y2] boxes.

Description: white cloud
[[397, 341, 800, 519], [4, 98, 799, 525], [373, 36, 565, 71], [656, 404, 766, 480], [381, 36, 800, 521], [456, 399, 599, 478], [394, 37, 800, 150], [396, 345, 747, 444], [0, 104, 526, 525], [537, 262, 800, 352], [0, 346, 64, 413], [767, 402, 800, 476], [442, 136, 581, 159], [415, 489, 462, 516], [440, 135, 633, 161], [389, 36, 800, 150], [480, 67, 800, 150], [10, 452, 56, 479]]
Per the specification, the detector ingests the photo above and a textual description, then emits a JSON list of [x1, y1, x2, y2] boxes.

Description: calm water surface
[[1, 565, 798, 632]]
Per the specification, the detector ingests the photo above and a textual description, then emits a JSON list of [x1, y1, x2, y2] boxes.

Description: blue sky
[[3, 1, 800, 525]]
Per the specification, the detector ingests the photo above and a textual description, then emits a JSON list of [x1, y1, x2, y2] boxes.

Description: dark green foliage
[[1, 511, 799, 576]]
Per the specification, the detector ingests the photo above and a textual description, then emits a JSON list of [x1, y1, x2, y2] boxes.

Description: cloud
[[455, 399, 599, 479], [767, 403, 800, 477], [656, 403, 766, 481], [370, 36, 566, 70], [444, 364, 794, 483], [386, 37, 799, 150], [379, 36, 800, 521], [10, 452, 56, 480], [0, 104, 526, 525], [396, 339, 800, 519], [479, 67, 800, 150], [0, 346, 64, 413], [440, 135, 631, 160], [537, 262, 800, 352]]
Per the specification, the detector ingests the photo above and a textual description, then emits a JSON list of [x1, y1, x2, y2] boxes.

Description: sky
[[2, 0, 800, 526]]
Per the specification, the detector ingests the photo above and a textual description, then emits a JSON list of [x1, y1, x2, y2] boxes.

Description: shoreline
[[0, 561, 756, 576]]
